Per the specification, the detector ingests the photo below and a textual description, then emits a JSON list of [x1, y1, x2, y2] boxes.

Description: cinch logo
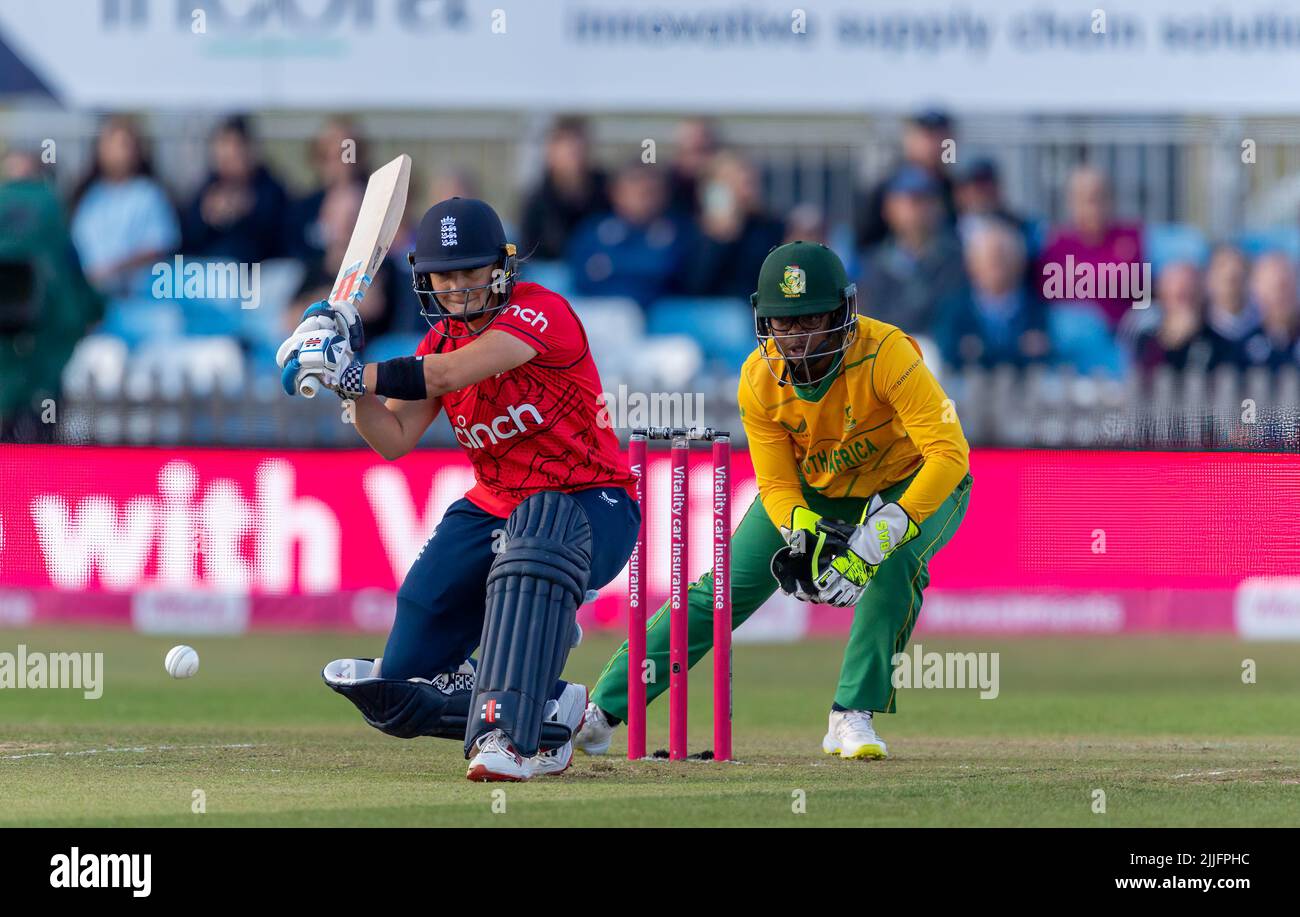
[[453, 403, 544, 449], [503, 303, 548, 332]]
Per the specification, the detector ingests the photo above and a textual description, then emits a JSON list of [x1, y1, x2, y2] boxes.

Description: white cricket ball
[[165, 644, 200, 679]]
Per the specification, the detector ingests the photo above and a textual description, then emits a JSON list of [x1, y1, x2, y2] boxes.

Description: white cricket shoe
[[822, 709, 888, 759], [466, 729, 531, 782], [573, 702, 614, 756], [529, 682, 588, 776]]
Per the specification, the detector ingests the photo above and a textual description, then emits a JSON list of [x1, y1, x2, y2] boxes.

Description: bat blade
[[299, 153, 412, 398]]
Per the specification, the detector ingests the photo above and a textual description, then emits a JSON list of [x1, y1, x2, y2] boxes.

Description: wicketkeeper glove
[[770, 507, 871, 608], [846, 495, 920, 579]]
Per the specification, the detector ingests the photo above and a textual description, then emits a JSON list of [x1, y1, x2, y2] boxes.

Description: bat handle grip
[[298, 374, 319, 399]]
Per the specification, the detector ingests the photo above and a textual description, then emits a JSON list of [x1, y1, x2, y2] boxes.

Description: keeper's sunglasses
[[767, 314, 832, 333]]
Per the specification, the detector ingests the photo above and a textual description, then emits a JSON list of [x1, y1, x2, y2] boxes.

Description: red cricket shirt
[[415, 282, 635, 517]]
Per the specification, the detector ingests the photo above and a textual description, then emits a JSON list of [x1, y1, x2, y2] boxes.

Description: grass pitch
[[2, 629, 1298, 827]]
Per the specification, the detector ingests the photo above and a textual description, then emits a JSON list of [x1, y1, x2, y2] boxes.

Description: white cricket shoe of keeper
[[822, 709, 888, 759], [573, 701, 614, 756], [529, 682, 588, 776], [466, 729, 532, 782]]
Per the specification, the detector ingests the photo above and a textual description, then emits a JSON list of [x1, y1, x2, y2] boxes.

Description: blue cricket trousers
[[380, 485, 640, 683]]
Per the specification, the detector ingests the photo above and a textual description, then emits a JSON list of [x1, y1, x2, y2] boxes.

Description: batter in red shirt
[[278, 197, 639, 783], [416, 281, 635, 516]]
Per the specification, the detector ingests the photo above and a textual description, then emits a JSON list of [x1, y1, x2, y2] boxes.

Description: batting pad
[[466, 492, 593, 758]]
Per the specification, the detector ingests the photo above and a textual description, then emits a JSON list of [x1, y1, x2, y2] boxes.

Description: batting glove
[[278, 330, 365, 398], [290, 299, 366, 353]]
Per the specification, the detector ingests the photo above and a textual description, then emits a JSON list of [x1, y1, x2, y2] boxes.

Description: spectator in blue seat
[[1127, 261, 1233, 373], [936, 218, 1048, 369], [566, 160, 689, 308], [783, 202, 829, 246], [954, 157, 1036, 269], [1204, 244, 1260, 351], [855, 108, 957, 251], [859, 165, 967, 334], [1036, 166, 1143, 330], [282, 117, 369, 266], [70, 115, 179, 298], [666, 117, 719, 218], [286, 179, 413, 339], [182, 115, 288, 264], [1238, 253, 1300, 368], [520, 116, 608, 261], [680, 150, 783, 299]]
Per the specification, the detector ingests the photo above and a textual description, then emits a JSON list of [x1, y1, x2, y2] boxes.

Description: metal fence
[[52, 363, 1299, 452]]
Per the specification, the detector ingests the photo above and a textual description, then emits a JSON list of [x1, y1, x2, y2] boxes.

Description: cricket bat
[[298, 153, 412, 398]]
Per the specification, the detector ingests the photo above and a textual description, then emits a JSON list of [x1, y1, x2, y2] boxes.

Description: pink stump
[[669, 434, 689, 760], [712, 436, 732, 761], [626, 432, 647, 761]]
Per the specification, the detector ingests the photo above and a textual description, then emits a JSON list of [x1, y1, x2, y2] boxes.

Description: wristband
[[374, 356, 428, 400], [337, 360, 366, 399]]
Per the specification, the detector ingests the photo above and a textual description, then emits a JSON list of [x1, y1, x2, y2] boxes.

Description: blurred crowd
[[528, 110, 1300, 379], [2, 108, 1300, 441]]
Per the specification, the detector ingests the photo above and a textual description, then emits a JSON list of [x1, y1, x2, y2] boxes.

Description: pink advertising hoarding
[[0, 445, 1297, 637]]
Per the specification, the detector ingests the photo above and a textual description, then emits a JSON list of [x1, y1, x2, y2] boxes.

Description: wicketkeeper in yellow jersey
[[575, 240, 972, 760]]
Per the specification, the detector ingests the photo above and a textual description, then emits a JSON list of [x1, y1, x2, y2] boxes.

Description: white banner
[[4, 1, 1300, 112]]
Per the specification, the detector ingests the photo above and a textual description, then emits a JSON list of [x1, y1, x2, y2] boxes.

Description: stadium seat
[[1145, 223, 1209, 272], [62, 334, 129, 399], [99, 296, 184, 349], [1047, 302, 1124, 377], [1235, 226, 1300, 261], [180, 294, 243, 339], [521, 260, 575, 300], [629, 334, 704, 390], [826, 224, 860, 278], [239, 258, 305, 355], [124, 336, 246, 401], [911, 334, 944, 385], [366, 332, 425, 363], [570, 296, 645, 367], [1024, 217, 1050, 256], [647, 297, 756, 370]]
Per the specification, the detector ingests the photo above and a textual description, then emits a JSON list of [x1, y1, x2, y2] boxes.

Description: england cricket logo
[[780, 264, 806, 297], [441, 215, 458, 247]]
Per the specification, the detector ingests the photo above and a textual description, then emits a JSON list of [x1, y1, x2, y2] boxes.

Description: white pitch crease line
[[1, 743, 258, 761], [1171, 766, 1294, 779]]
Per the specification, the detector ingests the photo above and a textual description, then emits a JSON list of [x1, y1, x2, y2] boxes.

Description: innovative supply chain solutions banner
[[4, 0, 1300, 111], [1, 445, 1299, 639]]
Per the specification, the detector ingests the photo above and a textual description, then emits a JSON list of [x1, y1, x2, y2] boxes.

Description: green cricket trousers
[[591, 470, 972, 717]]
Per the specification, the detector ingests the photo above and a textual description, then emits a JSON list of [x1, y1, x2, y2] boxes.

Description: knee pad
[[465, 492, 593, 757]]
